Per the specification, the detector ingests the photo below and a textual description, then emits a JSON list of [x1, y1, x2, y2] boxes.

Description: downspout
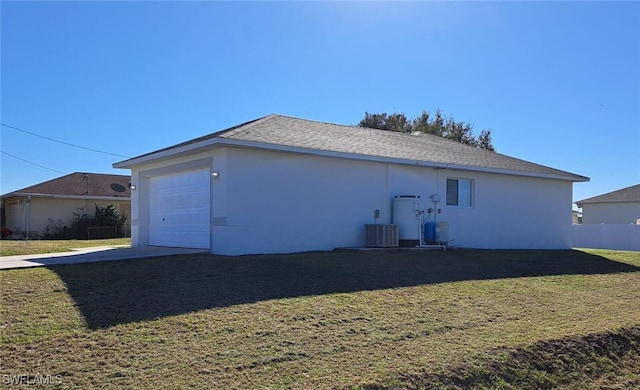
[[385, 163, 390, 223], [25, 196, 31, 240], [84, 174, 90, 214]]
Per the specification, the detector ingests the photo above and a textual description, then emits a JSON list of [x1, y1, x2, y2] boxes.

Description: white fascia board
[[578, 200, 640, 206], [4, 193, 130, 201], [113, 137, 222, 169], [113, 137, 589, 183]]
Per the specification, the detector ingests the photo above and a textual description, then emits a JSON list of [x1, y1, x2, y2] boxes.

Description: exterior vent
[[365, 224, 399, 247]]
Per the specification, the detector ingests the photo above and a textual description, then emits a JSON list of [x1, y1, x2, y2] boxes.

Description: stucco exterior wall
[[580, 202, 640, 224], [386, 165, 573, 249], [445, 172, 573, 249], [2, 196, 130, 238], [127, 146, 575, 254], [216, 148, 389, 254], [212, 149, 572, 254], [4, 199, 24, 234]]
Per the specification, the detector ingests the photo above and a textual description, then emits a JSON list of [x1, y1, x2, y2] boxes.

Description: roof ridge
[[10, 172, 76, 192], [271, 113, 491, 147], [217, 114, 279, 138], [272, 113, 357, 128]]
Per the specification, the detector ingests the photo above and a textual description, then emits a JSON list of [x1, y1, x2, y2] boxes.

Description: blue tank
[[425, 221, 436, 243]]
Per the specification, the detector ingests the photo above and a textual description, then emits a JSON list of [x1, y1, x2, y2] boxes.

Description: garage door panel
[[149, 168, 210, 249]]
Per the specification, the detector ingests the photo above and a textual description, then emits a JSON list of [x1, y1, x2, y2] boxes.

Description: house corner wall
[[129, 170, 143, 247], [210, 148, 228, 254]]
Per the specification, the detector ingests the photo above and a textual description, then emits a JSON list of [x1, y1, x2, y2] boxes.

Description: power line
[[1, 150, 67, 174], [1, 123, 132, 159]]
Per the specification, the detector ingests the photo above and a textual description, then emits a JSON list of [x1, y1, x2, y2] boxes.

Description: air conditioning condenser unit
[[364, 224, 399, 247]]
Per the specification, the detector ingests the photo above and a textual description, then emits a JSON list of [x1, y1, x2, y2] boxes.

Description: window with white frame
[[446, 178, 473, 207]]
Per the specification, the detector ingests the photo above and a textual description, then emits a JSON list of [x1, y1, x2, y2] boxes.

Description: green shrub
[[41, 204, 128, 240]]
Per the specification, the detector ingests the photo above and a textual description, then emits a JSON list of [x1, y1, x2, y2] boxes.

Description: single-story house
[[576, 184, 640, 224], [572, 209, 582, 224], [0, 172, 131, 239], [114, 114, 589, 255]]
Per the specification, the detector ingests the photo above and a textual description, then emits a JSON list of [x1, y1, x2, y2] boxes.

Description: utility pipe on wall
[[25, 196, 32, 240]]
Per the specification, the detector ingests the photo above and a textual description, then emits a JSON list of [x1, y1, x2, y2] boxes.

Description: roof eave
[[1, 193, 130, 201], [113, 137, 224, 169], [119, 136, 587, 182], [576, 199, 640, 207]]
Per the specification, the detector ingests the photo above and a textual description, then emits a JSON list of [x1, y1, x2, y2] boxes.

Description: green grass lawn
[[0, 238, 131, 256], [1, 249, 639, 389]]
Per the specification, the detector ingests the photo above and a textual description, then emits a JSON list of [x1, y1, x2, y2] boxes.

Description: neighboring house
[[114, 114, 588, 255], [576, 184, 640, 224], [0, 172, 131, 239], [572, 210, 583, 224]]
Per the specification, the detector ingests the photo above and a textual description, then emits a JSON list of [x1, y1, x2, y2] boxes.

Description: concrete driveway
[[0, 246, 209, 270]]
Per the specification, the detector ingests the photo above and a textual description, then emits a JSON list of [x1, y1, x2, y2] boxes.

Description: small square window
[[446, 178, 473, 207]]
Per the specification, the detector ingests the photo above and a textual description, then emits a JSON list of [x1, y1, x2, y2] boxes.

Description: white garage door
[[149, 168, 210, 249]]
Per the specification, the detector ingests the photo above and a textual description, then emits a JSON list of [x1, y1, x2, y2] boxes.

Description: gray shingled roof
[[116, 114, 588, 182], [1, 172, 131, 198], [576, 184, 640, 206]]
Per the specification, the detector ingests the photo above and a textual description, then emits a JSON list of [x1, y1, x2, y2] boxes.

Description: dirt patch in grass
[[365, 326, 640, 390]]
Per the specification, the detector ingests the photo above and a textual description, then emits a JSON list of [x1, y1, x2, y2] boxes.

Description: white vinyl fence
[[572, 224, 640, 251]]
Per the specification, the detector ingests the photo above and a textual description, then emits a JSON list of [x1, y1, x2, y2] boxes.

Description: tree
[[359, 112, 412, 133], [358, 109, 495, 151], [476, 129, 495, 152]]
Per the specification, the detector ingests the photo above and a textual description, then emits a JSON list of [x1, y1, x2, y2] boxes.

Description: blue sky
[[1, 1, 639, 205]]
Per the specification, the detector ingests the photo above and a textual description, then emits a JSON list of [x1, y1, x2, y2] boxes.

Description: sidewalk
[[0, 246, 209, 270]]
